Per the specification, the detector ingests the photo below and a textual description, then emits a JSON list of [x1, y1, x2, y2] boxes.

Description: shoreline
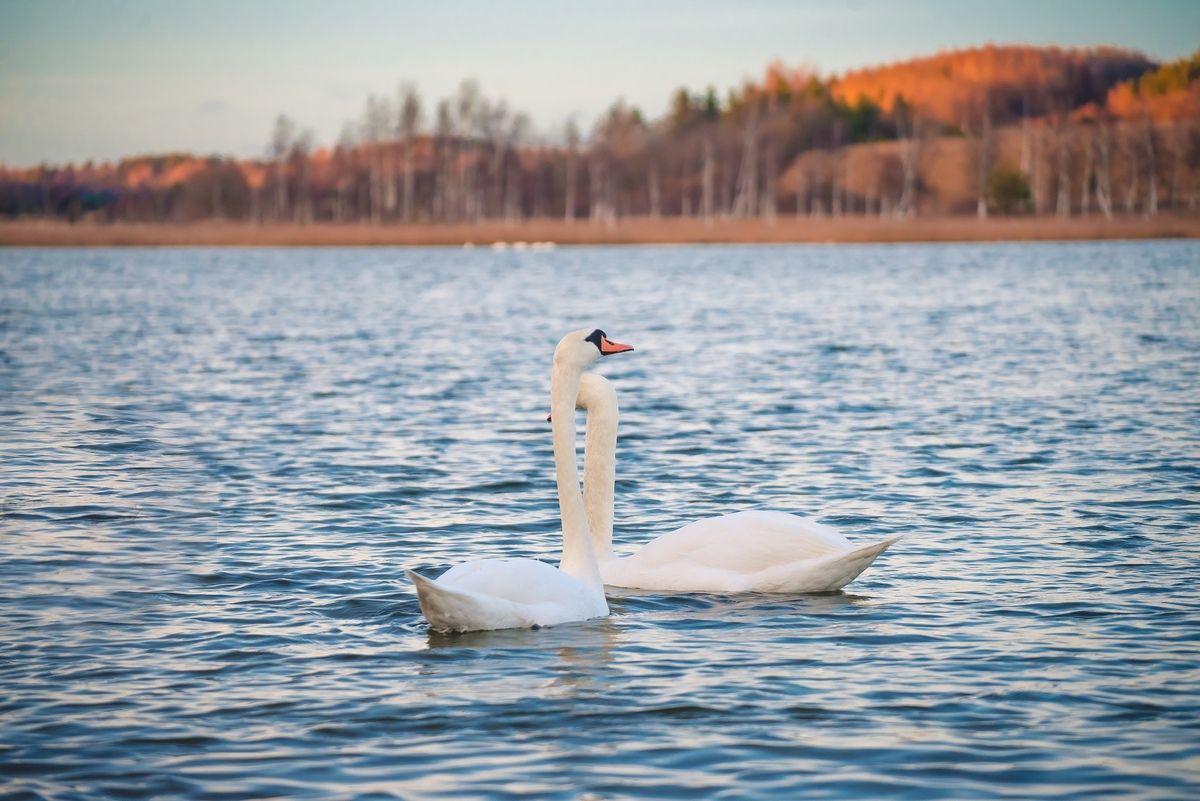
[[1, 215, 1198, 247]]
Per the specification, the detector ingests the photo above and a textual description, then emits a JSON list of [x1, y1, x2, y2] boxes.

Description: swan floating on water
[[408, 329, 634, 632], [573, 372, 898, 593]]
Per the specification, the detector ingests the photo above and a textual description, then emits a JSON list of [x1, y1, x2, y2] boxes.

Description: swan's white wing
[[623, 511, 850, 571], [409, 558, 608, 632], [603, 511, 893, 593], [438, 557, 596, 606]]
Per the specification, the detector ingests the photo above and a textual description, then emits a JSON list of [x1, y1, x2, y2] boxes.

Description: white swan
[[407, 329, 635, 632], [573, 373, 899, 593]]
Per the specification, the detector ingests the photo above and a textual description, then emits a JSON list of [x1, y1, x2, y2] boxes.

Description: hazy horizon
[[2, 0, 1198, 167]]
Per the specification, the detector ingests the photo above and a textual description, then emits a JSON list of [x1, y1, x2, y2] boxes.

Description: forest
[[2, 45, 1199, 225]]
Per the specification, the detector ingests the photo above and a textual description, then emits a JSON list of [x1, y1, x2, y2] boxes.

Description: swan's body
[[407, 558, 606, 632], [574, 373, 898, 593], [599, 510, 898, 593], [408, 329, 632, 632]]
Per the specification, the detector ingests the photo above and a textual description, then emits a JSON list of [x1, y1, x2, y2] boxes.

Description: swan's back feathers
[[438, 558, 600, 607], [409, 558, 608, 632], [625, 511, 851, 572], [601, 511, 896, 593]]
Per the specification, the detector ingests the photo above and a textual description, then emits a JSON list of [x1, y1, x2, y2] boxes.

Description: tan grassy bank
[[2, 215, 1198, 247]]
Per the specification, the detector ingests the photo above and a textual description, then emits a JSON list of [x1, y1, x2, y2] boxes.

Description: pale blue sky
[[1, 0, 1197, 166]]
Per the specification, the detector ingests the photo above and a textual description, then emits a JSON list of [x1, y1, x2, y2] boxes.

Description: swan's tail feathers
[[760, 536, 900, 593], [406, 569, 439, 599], [819, 536, 901, 591], [408, 569, 470, 632], [407, 569, 521, 633]]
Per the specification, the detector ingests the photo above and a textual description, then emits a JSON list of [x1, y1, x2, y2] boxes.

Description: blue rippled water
[[2, 242, 1199, 800]]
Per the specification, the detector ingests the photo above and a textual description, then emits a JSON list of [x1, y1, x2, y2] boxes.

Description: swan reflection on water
[[421, 589, 874, 651], [424, 618, 622, 693], [424, 617, 620, 654]]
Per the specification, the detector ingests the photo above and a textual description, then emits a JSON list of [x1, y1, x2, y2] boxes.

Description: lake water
[[2, 242, 1198, 800]]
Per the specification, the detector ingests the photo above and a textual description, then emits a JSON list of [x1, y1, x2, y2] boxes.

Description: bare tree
[[247, 167, 264, 224], [588, 153, 604, 223], [648, 159, 662, 218], [809, 154, 824, 216], [375, 97, 398, 218], [207, 157, 224, 220], [1032, 122, 1047, 214], [761, 140, 779, 221], [862, 152, 878, 216], [1055, 118, 1071, 218], [504, 112, 530, 222], [976, 95, 993, 219], [895, 98, 920, 217], [720, 135, 735, 216], [1187, 126, 1200, 211], [731, 104, 759, 217], [434, 99, 454, 222], [1142, 114, 1158, 216], [291, 128, 315, 224], [361, 95, 391, 224], [455, 80, 483, 221], [1094, 117, 1114, 218], [1168, 122, 1185, 210], [1079, 126, 1094, 215], [1019, 91, 1032, 175], [641, 122, 660, 219], [702, 137, 715, 222], [795, 155, 808, 218], [480, 99, 511, 219], [759, 96, 788, 221], [397, 83, 422, 222], [270, 114, 295, 221], [1123, 123, 1140, 214], [589, 102, 642, 224], [564, 118, 580, 222], [829, 117, 844, 217], [334, 123, 357, 222]]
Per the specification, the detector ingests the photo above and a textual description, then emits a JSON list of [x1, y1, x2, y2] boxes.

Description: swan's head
[[554, 328, 633, 371]]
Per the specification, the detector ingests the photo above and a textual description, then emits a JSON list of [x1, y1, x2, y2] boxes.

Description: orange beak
[[599, 335, 634, 355]]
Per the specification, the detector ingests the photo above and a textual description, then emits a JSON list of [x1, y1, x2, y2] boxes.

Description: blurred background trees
[[2, 45, 1197, 225]]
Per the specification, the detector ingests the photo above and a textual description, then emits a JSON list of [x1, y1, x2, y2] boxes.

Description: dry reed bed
[[2, 216, 1198, 247]]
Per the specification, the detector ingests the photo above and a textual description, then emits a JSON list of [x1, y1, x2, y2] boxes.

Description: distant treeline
[[2, 45, 1199, 224]]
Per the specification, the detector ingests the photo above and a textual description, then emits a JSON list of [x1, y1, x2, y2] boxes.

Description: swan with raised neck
[[406, 328, 633, 632], [572, 372, 899, 593]]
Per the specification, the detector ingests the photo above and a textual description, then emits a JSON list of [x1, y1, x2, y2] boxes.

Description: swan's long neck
[[580, 379, 618, 562], [551, 361, 603, 591]]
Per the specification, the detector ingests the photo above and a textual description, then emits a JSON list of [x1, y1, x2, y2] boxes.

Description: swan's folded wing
[[409, 559, 608, 631], [627, 510, 852, 574], [602, 512, 896, 593], [437, 557, 596, 607]]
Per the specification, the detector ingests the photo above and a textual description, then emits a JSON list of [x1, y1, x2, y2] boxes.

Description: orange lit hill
[[830, 45, 1153, 128]]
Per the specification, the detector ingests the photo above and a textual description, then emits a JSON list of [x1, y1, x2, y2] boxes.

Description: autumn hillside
[[2, 43, 1198, 237], [830, 45, 1154, 127]]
